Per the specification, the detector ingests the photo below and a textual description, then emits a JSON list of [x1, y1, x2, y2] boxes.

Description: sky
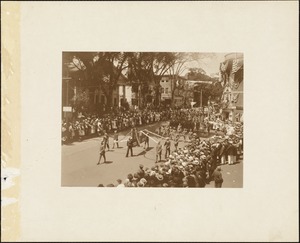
[[181, 52, 228, 77]]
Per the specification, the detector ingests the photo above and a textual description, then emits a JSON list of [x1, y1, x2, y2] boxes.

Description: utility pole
[[200, 88, 203, 108], [66, 80, 69, 106]]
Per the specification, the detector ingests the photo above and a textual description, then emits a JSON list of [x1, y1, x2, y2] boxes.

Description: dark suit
[[212, 169, 223, 188], [164, 140, 171, 158], [156, 143, 162, 162], [126, 139, 133, 157], [226, 144, 235, 156], [226, 144, 235, 164]]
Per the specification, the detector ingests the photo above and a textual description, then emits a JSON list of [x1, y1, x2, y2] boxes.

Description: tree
[[92, 52, 129, 109], [62, 52, 222, 110], [186, 62, 224, 106], [187, 67, 212, 81], [63, 52, 97, 82], [71, 88, 90, 113], [126, 52, 153, 107], [167, 53, 195, 107], [126, 52, 176, 107], [150, 52, 176, 106], [167, 53, 217, 107], [63, 52, 130, 111]]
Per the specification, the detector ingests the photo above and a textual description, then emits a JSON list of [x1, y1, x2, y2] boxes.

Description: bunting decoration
[[232, 81, 240, 90], [231, 93, 239, 103]]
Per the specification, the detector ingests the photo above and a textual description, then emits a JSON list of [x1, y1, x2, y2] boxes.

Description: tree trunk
[[105, 86, 114, 112], [154, 85, 161, 107]]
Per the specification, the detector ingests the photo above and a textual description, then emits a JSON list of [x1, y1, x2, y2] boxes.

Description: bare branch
[[72, 60, 84, 72]]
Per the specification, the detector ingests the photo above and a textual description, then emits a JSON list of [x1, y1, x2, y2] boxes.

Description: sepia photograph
[[2, 1, 298, 242], [61, 52, 244, 188]]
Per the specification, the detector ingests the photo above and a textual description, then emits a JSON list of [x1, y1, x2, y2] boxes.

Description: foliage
[[62, 52, 222, 107], [187, 67, 213, 81], [71, 88, 90, 110]]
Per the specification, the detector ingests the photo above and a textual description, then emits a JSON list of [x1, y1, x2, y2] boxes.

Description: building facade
[[159, 75, 192, 107], [160, 76, 172, 104], [219, 52, 244, 122]]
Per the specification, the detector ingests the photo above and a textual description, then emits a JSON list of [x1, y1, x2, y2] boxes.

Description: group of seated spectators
[[99, 121, 243, 187]]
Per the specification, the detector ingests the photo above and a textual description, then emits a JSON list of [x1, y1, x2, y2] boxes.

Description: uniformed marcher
[[103, 132, 110, 151], [144, 133, 149, 149], [156, 140, 162, 163], [112, 130, 119, 149], [97, 140, 106, 165], [164, 137, 171, 159], [126, 137, 134, 157]]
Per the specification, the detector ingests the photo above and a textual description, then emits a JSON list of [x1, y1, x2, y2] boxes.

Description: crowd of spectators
[[62, 109, 171, 143], [157, 107, 242, 142], [168, 106, 239, 136], [99, 121, 243, 188], [62, 105, 243, 187], [62, 104, 242, 144]]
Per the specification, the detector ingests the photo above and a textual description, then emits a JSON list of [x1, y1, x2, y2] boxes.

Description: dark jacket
[[219, 144, 227, 156], [212, 169, 223, 183], [127, 139, 133, 147], [226, 144, 235, 156]]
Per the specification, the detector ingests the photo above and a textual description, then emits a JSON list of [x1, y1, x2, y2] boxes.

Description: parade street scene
[[62, 52, 244, 188]]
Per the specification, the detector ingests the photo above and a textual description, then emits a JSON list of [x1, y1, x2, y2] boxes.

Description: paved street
[[62, 123, 243, 188]]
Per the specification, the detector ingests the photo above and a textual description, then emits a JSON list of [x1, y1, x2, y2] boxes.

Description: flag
[[232, 59, 243, 74]]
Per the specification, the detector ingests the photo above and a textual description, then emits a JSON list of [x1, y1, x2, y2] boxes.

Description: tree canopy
[[62, 52, 223, 108]]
